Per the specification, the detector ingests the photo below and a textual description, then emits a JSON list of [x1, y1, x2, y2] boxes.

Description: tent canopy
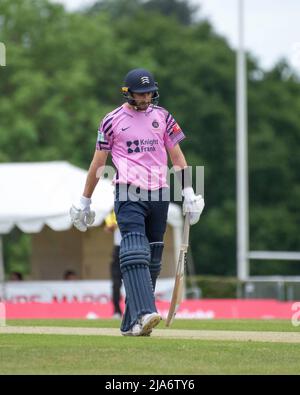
[[0, 161, 182, 234]]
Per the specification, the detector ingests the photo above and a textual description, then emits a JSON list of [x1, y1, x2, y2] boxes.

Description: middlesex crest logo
[[152, 120, 159, 128], [141, 76, 150, 84]]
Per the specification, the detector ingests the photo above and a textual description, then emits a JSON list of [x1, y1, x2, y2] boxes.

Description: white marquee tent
[[0, 162, 183, 287]]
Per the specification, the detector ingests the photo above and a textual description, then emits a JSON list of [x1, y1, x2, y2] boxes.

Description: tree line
[[1, 0, 300, 277]]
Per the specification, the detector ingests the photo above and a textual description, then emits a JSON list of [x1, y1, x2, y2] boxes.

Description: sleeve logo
[[97, 131, 105, 142], [172, 123, 181, 133]]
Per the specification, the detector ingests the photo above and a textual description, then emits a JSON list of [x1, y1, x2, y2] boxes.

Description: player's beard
[[135, 100, 151, 111]]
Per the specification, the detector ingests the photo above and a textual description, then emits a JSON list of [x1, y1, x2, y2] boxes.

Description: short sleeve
[[163, 112, 186, 149], [96, 116, 114, 151]]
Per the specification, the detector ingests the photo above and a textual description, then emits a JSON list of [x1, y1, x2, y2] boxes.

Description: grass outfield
[[0, 319, 300, 374]]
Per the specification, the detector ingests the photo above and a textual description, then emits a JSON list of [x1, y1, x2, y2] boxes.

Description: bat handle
[[183, 213, 190, 245]]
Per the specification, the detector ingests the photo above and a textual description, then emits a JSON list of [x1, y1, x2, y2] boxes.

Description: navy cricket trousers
[[114, 185, 170, 242]]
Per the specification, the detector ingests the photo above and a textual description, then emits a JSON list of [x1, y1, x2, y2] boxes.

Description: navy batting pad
[[149, 242, 164, 290], [120, 232, 157, 330]]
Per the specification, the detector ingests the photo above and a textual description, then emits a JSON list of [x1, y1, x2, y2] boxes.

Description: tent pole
[[0, 236, 6, 300]]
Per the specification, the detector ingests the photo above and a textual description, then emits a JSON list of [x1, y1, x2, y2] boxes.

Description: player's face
[[132, 92, 153, 110]]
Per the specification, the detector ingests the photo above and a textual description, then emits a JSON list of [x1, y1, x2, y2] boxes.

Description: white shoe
[[120, 313, 161, 337], [112, 313, 122, 319], [121, 323, 142, 337], [121, 329, 132, 336], [139, 313, 161, 336]]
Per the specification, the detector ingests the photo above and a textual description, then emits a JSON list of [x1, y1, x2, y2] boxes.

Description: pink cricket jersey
[[96, 103, 186, 190]]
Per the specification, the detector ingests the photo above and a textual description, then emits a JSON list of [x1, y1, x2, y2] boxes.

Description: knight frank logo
[[127, 140, 140, 153], [127, 138, 159, 153]]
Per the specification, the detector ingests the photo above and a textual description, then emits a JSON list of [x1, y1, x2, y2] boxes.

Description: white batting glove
[[182, 187, 205, 225], [70, 196, 95, 232]]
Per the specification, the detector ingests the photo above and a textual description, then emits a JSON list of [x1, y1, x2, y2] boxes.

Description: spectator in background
[[63, 270, 78, 280], [9, 271, 23, 281], [104, 210, 123, 319]]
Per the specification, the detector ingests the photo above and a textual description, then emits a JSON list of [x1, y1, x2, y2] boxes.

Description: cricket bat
[[165, 213, 190, 327]]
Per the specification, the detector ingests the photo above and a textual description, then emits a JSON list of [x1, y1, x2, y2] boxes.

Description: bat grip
[[182, 214, 190, 245]]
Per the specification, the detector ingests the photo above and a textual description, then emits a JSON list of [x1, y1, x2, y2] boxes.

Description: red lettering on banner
[[6, 295, 42, 303], [51, 294, 110, 303]]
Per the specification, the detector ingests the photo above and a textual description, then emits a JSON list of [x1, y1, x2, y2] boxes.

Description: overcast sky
[[51, 0, 300, 71]]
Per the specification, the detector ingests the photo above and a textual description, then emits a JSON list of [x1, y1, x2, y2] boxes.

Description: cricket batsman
[[70, 68, 204, 336]]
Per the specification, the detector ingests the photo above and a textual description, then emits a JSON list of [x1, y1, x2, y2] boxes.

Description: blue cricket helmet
[[121, 68, 159, 105]]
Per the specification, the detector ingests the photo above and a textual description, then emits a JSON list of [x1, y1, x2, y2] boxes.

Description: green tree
[[1, 0, 300, 278], [88, 0, 198, 25]]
